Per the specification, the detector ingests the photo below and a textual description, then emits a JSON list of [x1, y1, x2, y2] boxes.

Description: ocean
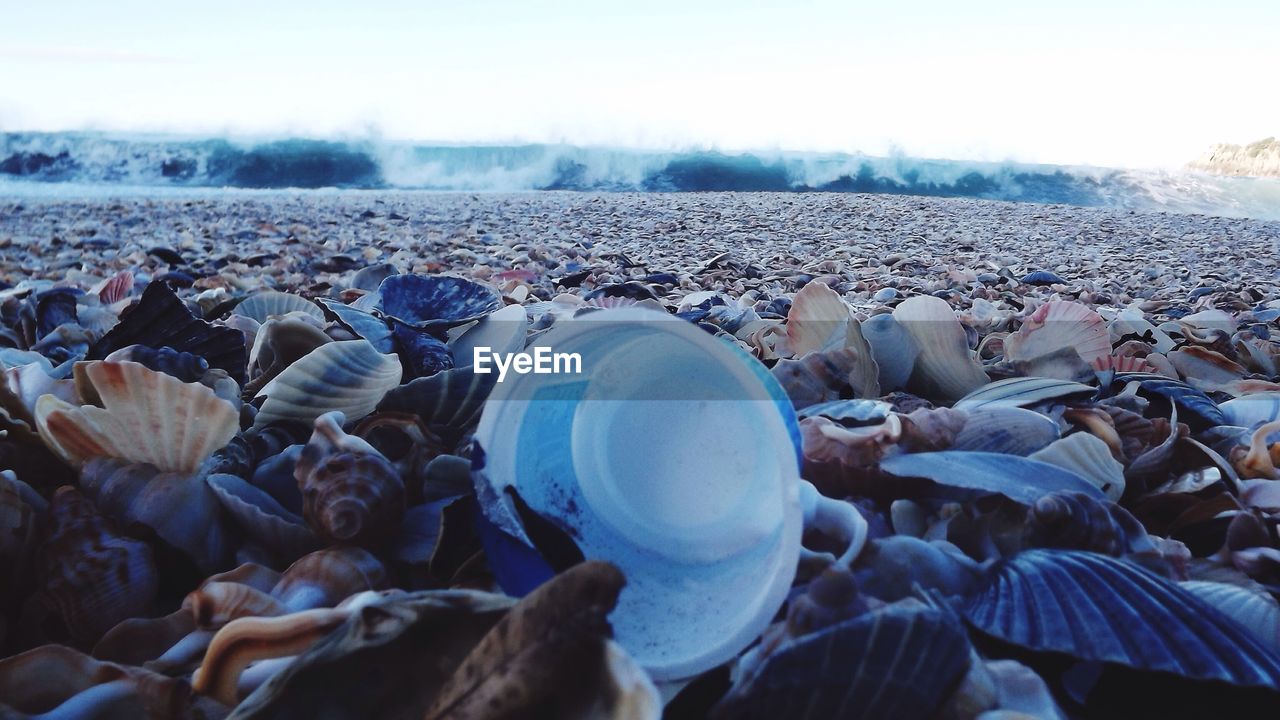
[[3, 131, 1279, 221]]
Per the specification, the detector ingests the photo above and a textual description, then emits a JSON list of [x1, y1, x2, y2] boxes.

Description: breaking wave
[[3, 132, 1278, 220]]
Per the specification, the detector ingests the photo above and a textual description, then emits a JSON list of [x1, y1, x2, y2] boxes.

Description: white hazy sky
[[1, 0, 1277, 168]]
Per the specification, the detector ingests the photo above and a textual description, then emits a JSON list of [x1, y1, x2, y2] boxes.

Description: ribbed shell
[[892, 296, 989, 403], [1029, 432, 1126, 500], [376, 366, 497, 440], [879, 451, 1104, 505], [35, 360, 239, 473], [374, 274, 503, 330], [295, 411, 405, 547], [1005, 301, 1111, 366], [786, 280, 853, 357], [39, 487, 158, 644], [711, 604, 971, 720], [952, 407, 1060, 456], [270, 546, 387, 612], [234, 291, 325, 324], [448, 302, 528, 369], [1112, 373, 1226, 430], [316, 298, 395, 353], [963, 550, 1280, 688], [89, 280, 247, 384], [206, 473, 320, 564], [1180, 581, 1280, 654], [253, 340, 402, 429], [954, 376, 1096, 411], [104, 344, 210, 383]]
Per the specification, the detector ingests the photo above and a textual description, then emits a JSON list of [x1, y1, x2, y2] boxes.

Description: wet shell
[[951, 407, 1061, 456], [711, 603, 972, 720], [39, 486, 159, 644], [1180, 580, 1280, 654], [271, 546, 387, 612], [963, 549, 1280, 688], [234, 291, 325, 324], [448, 302, 528, 369], [1005, 300, 1111, 367], [35, 360, 239, 473], [861, 313, 919, 392], [879, 451, 1105, 505], [253, 339, 402, 429], [295, 411, 405, 547], [376, 365, 497, 441], [80, 457, 233, 572], [892, 296, 989, 403], [206, 473, 321, 565], [1029, 432, 1126, 500], [374, 274, 503, 330], [786, 281, 852, 357], [89, 280, 248, 384], [954, 376, 1095, 411]]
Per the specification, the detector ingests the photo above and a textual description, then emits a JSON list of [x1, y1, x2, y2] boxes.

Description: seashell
[[892, 296, 989, 403], [796, 398, 893, 426], [1008, 345, 1095, 383], [295, 411, 405, 547], [952, 407, 1060, 456], [1168, 346, 1247, 391], [234, 291, 325, 324], [1180, 309, 1236, 334], [30, 323, 94, 364], [253, 339, 402, 429], [1020, 270, 1065, 285], [1231, 420, 1280, 479], [229, 589, 516, 719], [245, 316, 333, 398], [80, 457, 233, 571], [854, 536, 985, 601], [376, 365, 497, 443], [800, 414, 903, 485], [92, 607, 197, 667], [1180, 580, 1280, 654], [1062, 407, 1124, 459], [1114, 373, 1226, 430], [207, 472, 319, 565], [448, 302, 528, 369], [271, 546, 387, 612], [1005, 300, 1111, 367], [39, 486, 158, 644], [0, 644, 191, 718], [353, 412, 448, 493], [1023, 492, 1156, 560], [317, 297, 396, 353], [786, 281, 852, 356], [897, 406, 968, 452], [1029, 433, 1126, 500], [962, 549, 1280, 688], [33, 288, 81, 340], [0, 360, 77, 431], [187, 581, 286, 629], [391, 324, 454, 378], [89, 280, 248, 384], [374, 274, 503, 330], [1108, 307, 1177, 354], [712, 603, 972, 720], [103, 344, 209, 383], [95, 270, 135, 305], [879, 451, 1105, 505], [772, 347, 880, 408], [0, 471, 44, 589], [954, 376, 1095, 411], [35, 360, 238, 473], [1221, 392, 1280, 428], [861, 313, 919, 392]]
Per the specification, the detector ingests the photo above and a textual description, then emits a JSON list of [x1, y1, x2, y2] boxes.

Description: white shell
[[235, 291, 325, 324], [786, 282, 852, 357], [891, 296, 988, 403], [1006, 301, 1111, 367], [1221, 393, 1280, 428], [1029, 432, 1126, 500], [254, 340, 402, 429]]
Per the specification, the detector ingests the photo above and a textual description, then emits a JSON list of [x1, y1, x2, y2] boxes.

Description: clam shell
[[963, 549, 1280, 688], [206, 473, 320, 565], [1180, 580, 1280, 654], [786, 281, 852, 357], [89, 280, 248, 384], [39, 486, 159, 644], [1168, 346, 1247, 391], [1006, 300, 1111, 367], [448, 303, 528, 369], [374, 274, 503, 330], [860, 313, 919, 392], [80, 457, 233, 572], [711, 603, 972, 720], [1180, 309, 1236, 334], [1029, 433, 1126, 500], [234, 291, 325, 324], [879, 451, 1105, 504], [316, 298, 395, 353], [253, 339, 402, 429], [954, 376, 1095, 411], [892, 296, 989, 403], [951, 407, 1060, 456], [1221, 393, 1280, 428], [295, 411, 405, 548], [35, 360, 239, 473], [376, 365, 497, 441]]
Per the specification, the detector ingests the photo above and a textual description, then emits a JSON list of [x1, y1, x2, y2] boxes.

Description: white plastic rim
[[474, 307, 803, 681]]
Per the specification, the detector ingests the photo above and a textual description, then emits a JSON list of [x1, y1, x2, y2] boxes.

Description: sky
[[1, 0, 1277, 168]]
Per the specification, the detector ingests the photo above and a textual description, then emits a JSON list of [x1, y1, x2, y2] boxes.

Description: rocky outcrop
[[1188, 137, 1280, 177]]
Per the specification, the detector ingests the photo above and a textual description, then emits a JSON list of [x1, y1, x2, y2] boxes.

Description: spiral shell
[[39, 486, 158, 644], [271, 546, 387, 612], [295, 411, 405, 547]]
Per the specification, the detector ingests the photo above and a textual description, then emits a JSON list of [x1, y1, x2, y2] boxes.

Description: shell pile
[[1, 192, 1279, 718]]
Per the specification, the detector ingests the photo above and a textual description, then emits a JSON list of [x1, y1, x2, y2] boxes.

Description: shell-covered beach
[[1, 191, 1280, 719]]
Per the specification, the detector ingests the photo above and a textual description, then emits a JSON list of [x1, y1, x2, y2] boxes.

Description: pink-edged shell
[[295, 411, 405, 548], [1005, 301, 1111, 367], [786, 281, 852, 357], [94, 270, 135, 305]]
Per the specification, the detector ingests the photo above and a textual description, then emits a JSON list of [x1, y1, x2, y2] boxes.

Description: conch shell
[[296, 411, 406, 547]]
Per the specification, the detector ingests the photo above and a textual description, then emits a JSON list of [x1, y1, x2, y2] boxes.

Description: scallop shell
[[891, 296, 989, 403], [234, 291, 325, 324], [79, 457, 233, 572], [206, 472, 321, 565], [1108, 307, 1177, 354], [1029, 432, 1126, 500], [448, 302, 528, 369], [786, 281, 852, 357], [376, 365, 497, 441], [1180, 309, 1236, 334], [89, 280, 248, 384], [1180, 580, 1280, 654], [878, 451, 1105, 505], [953, 376, 1093, 411], [39, 486, 159, 644], [95, 270, 134, 305], [374, 274, 503, 330], [35, 360, 239, 473], [711, 603, 972, 720], [295, 411, 405, 548], [951, 407, 1061, 456], [253, 339, 402, 429], [1168, 344, 1248, 385], [1005, 300, 1111, 367], [271, 546, 387, 612], [963, 549, 1280, 688]]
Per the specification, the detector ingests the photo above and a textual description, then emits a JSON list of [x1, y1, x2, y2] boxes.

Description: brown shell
[[38, 486, 159, 645], [295, 411, 405, 547], [271, 546, 387, 612], [0, 644, 190, 718], [187, 581, 286, 629]]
